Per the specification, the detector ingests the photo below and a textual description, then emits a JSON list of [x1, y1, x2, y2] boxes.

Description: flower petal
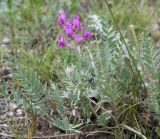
[[82, 28, 92, 39], [73, 15, 80, 31], [64, 24, 73, 38], [57, 34, 66, 47], [74, 34, 84, 43], [57, 10, 67, 25]]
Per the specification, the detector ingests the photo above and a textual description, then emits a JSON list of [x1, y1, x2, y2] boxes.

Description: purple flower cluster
[[57, 10, 92, 52]]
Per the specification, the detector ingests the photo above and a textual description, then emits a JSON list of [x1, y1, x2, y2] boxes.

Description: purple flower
[[57, 34, 66, 47], [66, 18, 72, 25], [73, 15, 80, 31], [57, 10, 67, 25], [74, 34, 84, 43], [56, 11, 92, 52], [64, 24, 73, 38], [82, 29, 92, 39]]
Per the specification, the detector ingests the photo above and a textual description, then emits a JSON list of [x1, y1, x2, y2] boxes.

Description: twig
[[123, 124, 147, 139], [0, 131, 114, 139], [0, 124, 8, 127], [86, 131, 117, 138], [0, 127, 147, 139], [0, 133, 15, 138]]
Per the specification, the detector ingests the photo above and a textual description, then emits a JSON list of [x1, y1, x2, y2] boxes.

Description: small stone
[[2, 37, 10, 44], [1, 44, 6, 48], [9, 103, 17, 111], [5, 111, 14, 117], [16, 109, 23, 116]]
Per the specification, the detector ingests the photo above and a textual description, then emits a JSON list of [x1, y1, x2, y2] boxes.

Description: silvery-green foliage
[[89, 14, 134, 93], [141, 32, 160, 120], [11, 62, 49, 112], [88, 15, 104, 33], [2, 56, 73, 132], [50, 82, 65, 113]]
